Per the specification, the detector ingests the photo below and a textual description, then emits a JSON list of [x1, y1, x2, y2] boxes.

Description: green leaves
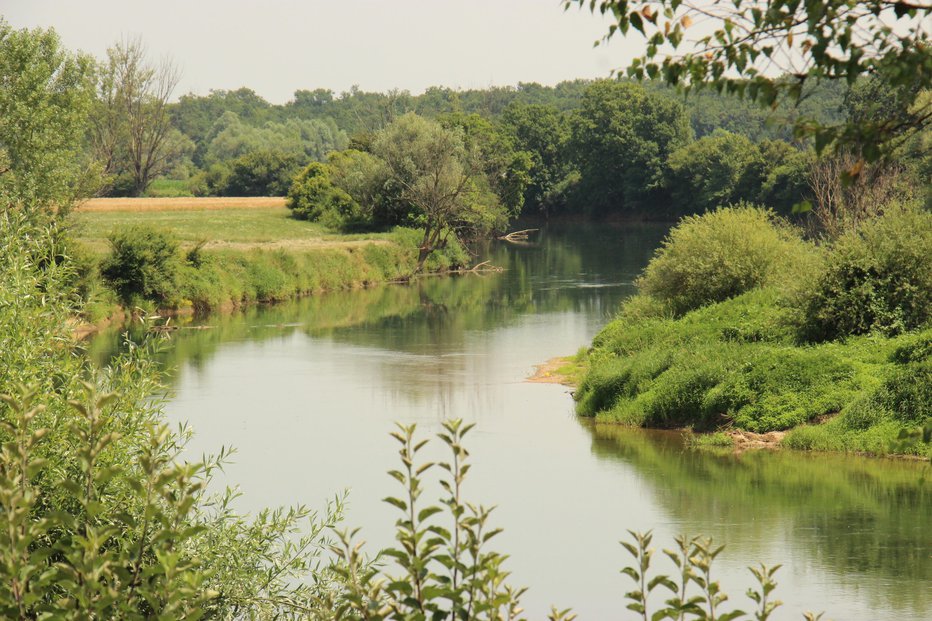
[[618, 532, 803, 621], [330, 420, 525, 620], [567, 0, 931, 161]]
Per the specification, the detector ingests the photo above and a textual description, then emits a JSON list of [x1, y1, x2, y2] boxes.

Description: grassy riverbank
[[68, 200, 467, 321], [572, 205, 932, 458]]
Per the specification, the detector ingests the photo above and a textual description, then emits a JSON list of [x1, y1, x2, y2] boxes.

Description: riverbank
[[68, 199, 469, 329], [538, 205, 931, 459], [529, 338, 929, 459], [562, 289, 930, 458]]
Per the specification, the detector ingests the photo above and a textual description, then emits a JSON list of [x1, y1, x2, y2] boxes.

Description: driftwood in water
[[497, 228, 539, 244], [468, 260, 504, 273]]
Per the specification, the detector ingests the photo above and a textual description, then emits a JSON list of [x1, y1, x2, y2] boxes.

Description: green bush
[[638, 204, 816, 315], [287, 162, 361, 228], [100, 225, 182, 307], [798, 205, 932, 341], [222, 149, 304, 196]]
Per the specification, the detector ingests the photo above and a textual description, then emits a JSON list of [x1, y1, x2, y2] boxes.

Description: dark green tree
[[287, 162, 360, 228], [221, 149, 303, 196], [665, 130, 764, 214], [501, 102, 574, 214], [569, 80, 692, 214]]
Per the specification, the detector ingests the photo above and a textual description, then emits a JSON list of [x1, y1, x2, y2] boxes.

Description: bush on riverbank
[[577, 204, 932, 456], [100, 225, 183, 307], [82, 224, 469, 317], [637, 204, 817, 315], [797, 205, 932, 341]]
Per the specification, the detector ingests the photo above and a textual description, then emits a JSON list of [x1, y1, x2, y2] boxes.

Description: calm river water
[[89, 223, 930, 620]]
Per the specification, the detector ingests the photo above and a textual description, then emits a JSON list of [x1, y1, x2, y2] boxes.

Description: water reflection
[[586, 424, 931, 618]]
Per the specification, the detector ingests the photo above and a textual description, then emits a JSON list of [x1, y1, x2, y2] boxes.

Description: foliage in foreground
[[568, 0, 930, 161], [0, 213, 342, 619]]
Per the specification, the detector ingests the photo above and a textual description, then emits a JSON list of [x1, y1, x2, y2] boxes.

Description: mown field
[[71, 198, 399, 252]]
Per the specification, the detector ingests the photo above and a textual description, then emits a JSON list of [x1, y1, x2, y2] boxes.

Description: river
[[88, 222, 930, 620]]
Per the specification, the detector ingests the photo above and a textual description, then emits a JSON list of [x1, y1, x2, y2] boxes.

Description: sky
[[3, 0, 633, 104]]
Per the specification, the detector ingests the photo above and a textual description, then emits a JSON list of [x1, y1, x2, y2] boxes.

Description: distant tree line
[[71, 35, 927, 231]]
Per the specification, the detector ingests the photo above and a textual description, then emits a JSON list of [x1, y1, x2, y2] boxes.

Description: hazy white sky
[[3, 0, 631, 103]]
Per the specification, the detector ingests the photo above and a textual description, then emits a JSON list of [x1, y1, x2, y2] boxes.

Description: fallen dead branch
[[468, 260, 504, 273], [498, 228, 539, 243]]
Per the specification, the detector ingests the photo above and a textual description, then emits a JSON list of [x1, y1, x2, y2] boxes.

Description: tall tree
[[501, 102, 573, 213], [570, 80, 692, 214], [0, 20, 96, 217], [92, 38, 183, 196]]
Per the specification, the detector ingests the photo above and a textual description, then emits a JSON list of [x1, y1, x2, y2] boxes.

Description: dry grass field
[[70, 197, 398, 253], [77, 197, 287, 212]]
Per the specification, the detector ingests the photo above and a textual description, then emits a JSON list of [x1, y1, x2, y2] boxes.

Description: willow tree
[[372, 113, 508, 271]]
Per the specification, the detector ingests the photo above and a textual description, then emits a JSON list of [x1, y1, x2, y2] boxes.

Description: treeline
[[80, 38, 928, 224], [167, 79, 848, 219]]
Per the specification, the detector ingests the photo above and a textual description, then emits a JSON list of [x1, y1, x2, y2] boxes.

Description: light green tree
[[0, 20, 97, 217], [372, 113, 508, 271]]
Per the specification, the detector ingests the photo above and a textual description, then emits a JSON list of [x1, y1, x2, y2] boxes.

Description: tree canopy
[[0, 20, 96, 216], [569, 80, 692, 213], [568, 0, 931, 160]]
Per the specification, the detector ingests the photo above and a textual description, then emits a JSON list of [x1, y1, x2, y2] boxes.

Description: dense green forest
[[88, 53, 930, 232], [111, 77, 856, 218]]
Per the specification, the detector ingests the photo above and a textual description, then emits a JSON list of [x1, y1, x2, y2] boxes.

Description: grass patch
[[143, 178, 193, 197], [71, 206, 343, 250], [576, 289, 931, 455], [686, 431, 735, 448]]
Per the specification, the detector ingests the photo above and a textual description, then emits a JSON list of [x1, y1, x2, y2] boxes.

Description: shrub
[[287, 162, 361, 228], [100, 225, 181, 307], [638, 204, 816, 315], [221, 149, 304, 196], [798, 204, 932, 341]]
